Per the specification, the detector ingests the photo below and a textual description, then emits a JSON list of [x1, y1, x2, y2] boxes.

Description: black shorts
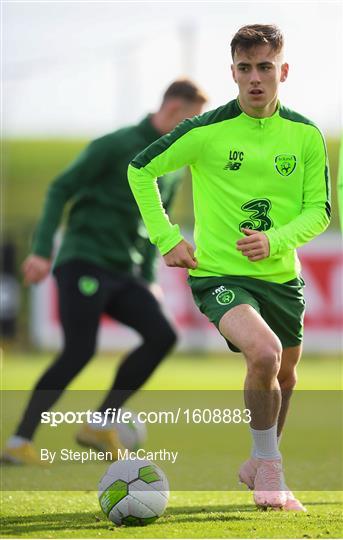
[[53, 259, 166, 336]]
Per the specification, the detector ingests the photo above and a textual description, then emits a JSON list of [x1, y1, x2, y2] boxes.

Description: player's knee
[[158, 323, 177, 353], [279, 370, 297, 390], [248, 340, 282, 379], [62, 339, 96, 367], [144, 320, 177, 354]]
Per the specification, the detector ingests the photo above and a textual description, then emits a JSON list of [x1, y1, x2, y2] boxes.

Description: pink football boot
[[253, 458, 287, 508], [239, 457, 306, 511]]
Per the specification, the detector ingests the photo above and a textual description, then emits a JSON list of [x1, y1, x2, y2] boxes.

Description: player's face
[[231, 44, 288, 118]]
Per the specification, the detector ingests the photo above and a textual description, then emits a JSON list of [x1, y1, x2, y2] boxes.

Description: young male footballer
[[2, 79, 207, 465], [128, 25, 330, 510]]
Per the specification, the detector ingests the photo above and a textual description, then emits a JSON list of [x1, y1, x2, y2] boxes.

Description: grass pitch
[[1, 352, 342, 538], [1, 490, 342, 539]]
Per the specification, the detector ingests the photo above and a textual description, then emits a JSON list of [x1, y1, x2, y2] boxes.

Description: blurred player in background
[[2, 79, 207, 465], [128, 25, 330, 511]]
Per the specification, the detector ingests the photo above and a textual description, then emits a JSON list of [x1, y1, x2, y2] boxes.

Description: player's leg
[[76, 278, 176, 458], [277, 344, 302, 436], [219, 304, 282, 430], [251, 278, 306, 509], [219, 305, 287, 508], [2, 262, 104, 463], [97, 278, 177, 413], [238, 340, 306, 510], [240, 345, 302, 473], [258, 277, 305, 438], [276, 344, 306, 511], [239, 344, 306, 507]]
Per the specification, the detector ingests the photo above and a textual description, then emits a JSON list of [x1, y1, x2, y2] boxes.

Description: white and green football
[[98, 459, 169, 526]]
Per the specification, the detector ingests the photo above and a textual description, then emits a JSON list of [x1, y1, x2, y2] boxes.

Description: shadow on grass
[[1, 504, 258, 536], [301, 500, 343, 507], [3, 500, 342, 536]]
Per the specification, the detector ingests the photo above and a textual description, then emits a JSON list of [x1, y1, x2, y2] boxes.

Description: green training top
[[32, 115, 179, 282], [128, 100, 331, 283]]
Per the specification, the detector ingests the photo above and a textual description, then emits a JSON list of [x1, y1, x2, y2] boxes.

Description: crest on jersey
[[274, 154, 297, 177]]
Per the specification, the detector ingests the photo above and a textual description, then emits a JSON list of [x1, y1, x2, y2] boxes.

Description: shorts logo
[[212, 286, 235, 305], [274, 154, 297, 176], [78, 276, 99, 296]]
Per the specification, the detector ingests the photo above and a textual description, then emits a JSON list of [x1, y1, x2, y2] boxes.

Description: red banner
[[32, 233, 343, 353]]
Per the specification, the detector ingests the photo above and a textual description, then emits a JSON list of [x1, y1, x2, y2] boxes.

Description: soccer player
[[128, 25, 330, 510], [2, 79, 207, 465]]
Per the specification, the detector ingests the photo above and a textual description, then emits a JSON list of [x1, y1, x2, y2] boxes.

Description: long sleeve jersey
[[128, 100, 331, 284], [32, 116, 179, 281]]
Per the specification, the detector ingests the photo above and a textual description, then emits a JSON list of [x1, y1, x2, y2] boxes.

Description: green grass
[[2, 352, 342, 390], [1, 353, 342, 538], [1, 490, 342, 539]]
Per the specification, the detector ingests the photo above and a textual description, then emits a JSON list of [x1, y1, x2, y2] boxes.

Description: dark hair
[[162, 78, 208, 104], [230, 24, 284, 60]]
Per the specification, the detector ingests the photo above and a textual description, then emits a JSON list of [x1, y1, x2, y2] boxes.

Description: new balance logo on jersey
[[224, 149, 244, 171]]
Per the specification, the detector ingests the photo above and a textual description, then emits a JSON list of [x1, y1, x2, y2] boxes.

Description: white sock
[[250, 424, 281, 460], [6, 435, 30, 448]]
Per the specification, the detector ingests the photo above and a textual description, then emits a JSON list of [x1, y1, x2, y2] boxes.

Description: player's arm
[[128, 119, 203, 269], [23, 139, 111, 284], [138, 171, 184, 281], [264, 126, 331, 256]]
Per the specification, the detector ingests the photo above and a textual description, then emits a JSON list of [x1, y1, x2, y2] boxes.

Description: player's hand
[[236, 228, 270, 261], [22, 254, 51, 285], [163, 240, 198, 269]]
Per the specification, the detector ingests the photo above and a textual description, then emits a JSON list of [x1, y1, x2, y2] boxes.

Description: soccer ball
[[114, 410, 147, 451], [98, 459, 169, 526]]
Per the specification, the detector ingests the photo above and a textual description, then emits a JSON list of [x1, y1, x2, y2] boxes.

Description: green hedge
[[4, 137, 340, 231]]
